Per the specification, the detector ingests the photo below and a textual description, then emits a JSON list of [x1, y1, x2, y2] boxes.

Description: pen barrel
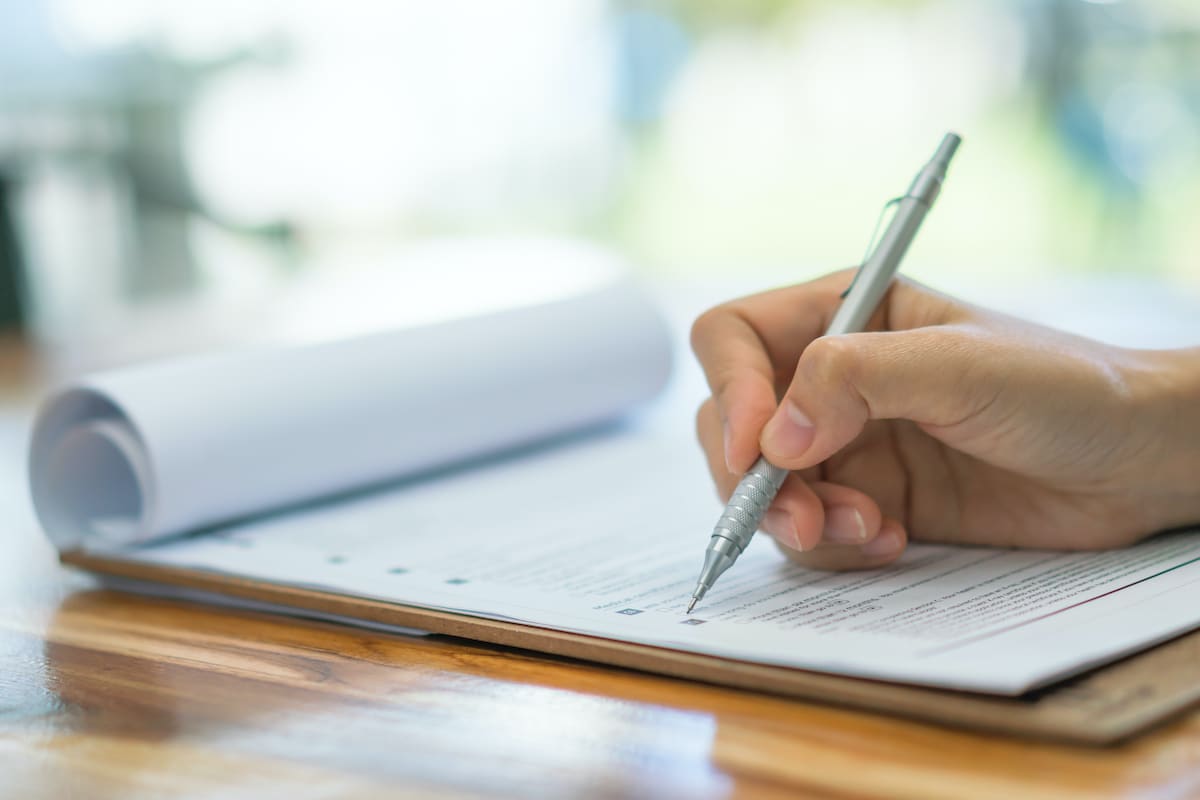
[[825, 136, 958, 338], [825, 199, 927, 336], [710, 456, 789, 552]]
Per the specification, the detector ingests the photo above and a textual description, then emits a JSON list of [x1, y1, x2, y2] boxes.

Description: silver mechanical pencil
[[687, 132, 962, 614]]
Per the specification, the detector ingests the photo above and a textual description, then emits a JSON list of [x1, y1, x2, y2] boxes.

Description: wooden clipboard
[[62, 549, 1200, 746]]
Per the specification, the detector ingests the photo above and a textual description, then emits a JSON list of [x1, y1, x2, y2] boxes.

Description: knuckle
[[688, 306, 725, 356], [799, 335, 860, 390]]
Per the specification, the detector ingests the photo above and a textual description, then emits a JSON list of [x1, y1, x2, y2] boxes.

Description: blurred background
[[0, 0, 1198, 374]]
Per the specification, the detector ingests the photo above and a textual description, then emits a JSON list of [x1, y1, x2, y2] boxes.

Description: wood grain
[[4, 581, 1200, 799]]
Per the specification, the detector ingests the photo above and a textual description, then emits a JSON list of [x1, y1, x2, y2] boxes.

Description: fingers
[[691, 270, 974, 570], [690, 271, 854, 474], [691, 272, 963, 474], [775, 518, 908, 571], [697, 398, 899, 568], [762, 480, 904, 571], [697, 398, 823, 551], [759, 325, 1001, 471]]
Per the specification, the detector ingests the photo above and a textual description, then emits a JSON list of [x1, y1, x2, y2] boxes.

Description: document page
[[121, 430, 1200, 694]]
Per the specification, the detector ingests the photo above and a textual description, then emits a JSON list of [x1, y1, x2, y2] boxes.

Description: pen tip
[[686, 597, 697, 615]]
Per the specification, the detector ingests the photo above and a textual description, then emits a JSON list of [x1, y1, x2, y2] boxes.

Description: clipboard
[[61, 549, 1200, 746]]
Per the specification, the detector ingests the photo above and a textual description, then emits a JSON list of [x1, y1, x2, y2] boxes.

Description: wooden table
[[3, 338, 1200, 799]]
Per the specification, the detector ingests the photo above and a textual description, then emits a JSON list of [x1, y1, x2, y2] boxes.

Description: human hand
[[691, 269, 1200, 570]]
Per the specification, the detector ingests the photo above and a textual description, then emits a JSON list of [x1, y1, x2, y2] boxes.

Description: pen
[[687, 131, 962, 614]]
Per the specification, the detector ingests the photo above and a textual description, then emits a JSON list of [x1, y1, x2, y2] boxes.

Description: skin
[[691, 269, 1200, 571]]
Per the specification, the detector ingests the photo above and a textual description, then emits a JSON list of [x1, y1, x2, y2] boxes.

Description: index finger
[[689, 271, 853, 473]]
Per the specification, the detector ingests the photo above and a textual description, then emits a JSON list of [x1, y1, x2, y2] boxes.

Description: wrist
[[1124, 347, 1200, 531]]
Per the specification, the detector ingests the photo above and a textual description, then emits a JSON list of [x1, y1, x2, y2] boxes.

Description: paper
[[29, 279, 672, 549], [120, 430, 1200, 695]]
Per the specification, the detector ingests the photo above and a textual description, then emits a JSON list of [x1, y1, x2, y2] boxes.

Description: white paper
[[118, 430, 1200, 695], [29, 279, 672, 549]]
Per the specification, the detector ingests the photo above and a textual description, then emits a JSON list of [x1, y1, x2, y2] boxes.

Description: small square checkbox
[[680, 618, 706, 625], [616, 608, 643, 615]]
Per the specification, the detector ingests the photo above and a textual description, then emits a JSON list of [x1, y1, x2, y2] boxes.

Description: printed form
[[124, 431, 1200, 694]]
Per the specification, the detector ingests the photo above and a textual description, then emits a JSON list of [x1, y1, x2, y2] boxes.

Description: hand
[[691, 269, 1200, 570]]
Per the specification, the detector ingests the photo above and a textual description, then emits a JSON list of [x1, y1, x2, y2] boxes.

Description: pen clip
[[841, 195, 903, 299]]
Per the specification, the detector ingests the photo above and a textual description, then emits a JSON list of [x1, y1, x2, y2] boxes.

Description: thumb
[[760, 326, 992, 470]]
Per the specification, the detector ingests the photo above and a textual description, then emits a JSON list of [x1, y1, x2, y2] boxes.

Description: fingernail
[[762, 400, 815, 460], [824, 505, 867, 543], [761, 509, 803, 551], [723, 422, 735, 473], [862, 530, 902, 557]]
